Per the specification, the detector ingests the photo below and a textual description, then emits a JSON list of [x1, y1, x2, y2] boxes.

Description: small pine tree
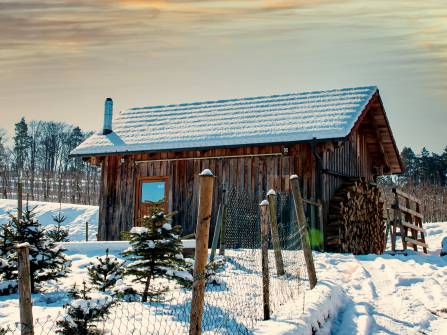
[[56, 281, 114, 335], [9, 204, 70, 292], [46, 206, 69, 242], [0, 221, 15, 280], [87, 249, 124, 292], [122, 208, 191, 302]]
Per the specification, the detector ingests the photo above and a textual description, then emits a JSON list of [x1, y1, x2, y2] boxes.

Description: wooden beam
[[392, 204, 424, 219], [405, 237, 428, 248], [392, 188, 421, 204], [322, 169, 356, 180], [401, 221, 426, 233], [369, 113, 390, 172]]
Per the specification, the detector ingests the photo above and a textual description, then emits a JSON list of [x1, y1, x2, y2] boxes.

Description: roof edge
[[69, 136, 347, 159]]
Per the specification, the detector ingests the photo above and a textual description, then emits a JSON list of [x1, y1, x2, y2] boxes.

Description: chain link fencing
[[2, 188, 312, 335]]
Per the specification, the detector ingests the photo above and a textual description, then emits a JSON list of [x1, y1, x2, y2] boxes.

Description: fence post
[[267, 190, 285, 276], [189, 169, 215, 335], [17, 243, 34, 335], [260, 200, 271, 320], [209, 203, 222, 263], [290, 175, 318, 289], [85, 222, 89, 242], [18, 174, 23, 221]]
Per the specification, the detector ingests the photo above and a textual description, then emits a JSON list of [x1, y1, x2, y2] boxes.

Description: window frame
[[135, 176, 170, 217]]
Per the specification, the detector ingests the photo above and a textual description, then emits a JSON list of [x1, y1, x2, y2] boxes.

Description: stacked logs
[[326, 178, 385, 254]]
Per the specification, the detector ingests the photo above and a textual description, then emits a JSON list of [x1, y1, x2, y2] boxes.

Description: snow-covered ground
[[0, 199, 98, 241], [0, 197, 446, 334], [256, 221, 447, 334]]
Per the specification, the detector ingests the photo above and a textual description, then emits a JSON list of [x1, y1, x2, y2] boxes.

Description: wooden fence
[[381, 184, 447, 223], [0, 171, 100, 205]]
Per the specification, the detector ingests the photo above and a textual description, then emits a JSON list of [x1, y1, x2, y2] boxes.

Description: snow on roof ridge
[[71, 85, 379, 157], [129, 86, 377, 111]]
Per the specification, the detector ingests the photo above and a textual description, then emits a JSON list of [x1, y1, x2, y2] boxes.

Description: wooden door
[[135, 176, 169, 225]]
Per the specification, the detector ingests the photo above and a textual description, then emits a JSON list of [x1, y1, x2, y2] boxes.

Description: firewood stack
[[326, 178, 385, 254]]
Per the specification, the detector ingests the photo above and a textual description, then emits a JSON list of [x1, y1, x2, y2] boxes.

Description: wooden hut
[[71, 86, 402, 251]]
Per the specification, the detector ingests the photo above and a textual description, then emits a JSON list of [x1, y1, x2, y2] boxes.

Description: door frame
[[135, 176, 170, 224]]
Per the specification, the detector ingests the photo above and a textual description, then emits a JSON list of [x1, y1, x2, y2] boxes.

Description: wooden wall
[[97, 131, 377, 241], [98, 144, 316, 240]]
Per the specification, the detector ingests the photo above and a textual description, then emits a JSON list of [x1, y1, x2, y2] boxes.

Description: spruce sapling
[[87, 249, 124, 292], [122, 207, 191, 302], [57, 281, 114, 335], [47, 204, 69, 242], [10, 203, 70, 292]]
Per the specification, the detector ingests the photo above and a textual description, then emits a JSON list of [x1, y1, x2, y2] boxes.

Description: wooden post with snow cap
[[267, 189, 285, 276], [260, 200, 270, 320], [290, 175, 318, 289], [189, 169, 215, 335], [17, 243, 34, 335]]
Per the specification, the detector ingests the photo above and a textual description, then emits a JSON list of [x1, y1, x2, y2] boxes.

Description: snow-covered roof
[[71, 86, 378, 157]]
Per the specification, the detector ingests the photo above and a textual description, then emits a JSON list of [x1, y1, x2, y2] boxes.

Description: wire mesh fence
[[2, 188, 311, 335]]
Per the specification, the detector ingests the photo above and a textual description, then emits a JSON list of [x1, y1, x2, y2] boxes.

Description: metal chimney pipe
[[103, 98, 113, 134]]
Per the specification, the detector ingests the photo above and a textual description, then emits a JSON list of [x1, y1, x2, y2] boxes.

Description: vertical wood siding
[[98, 135, 375, 241]]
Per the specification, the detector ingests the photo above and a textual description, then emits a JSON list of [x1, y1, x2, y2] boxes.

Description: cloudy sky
[[1, 0, 446, 152]]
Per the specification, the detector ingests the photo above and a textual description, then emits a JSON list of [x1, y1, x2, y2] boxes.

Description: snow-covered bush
[[87, 249, 124, 292], [441, 237, 447, 257], [111, 279, 140, 302], [205, 255, 226, 285], [0, 221, 16, 283], [0, 277, 17, 296], [57, 281, 114, 335], [121, 208, 191, 302]]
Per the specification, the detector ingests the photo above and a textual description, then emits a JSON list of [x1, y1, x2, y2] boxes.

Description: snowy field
[[0, 198, 446, 334], [0, 199, 98, 241]]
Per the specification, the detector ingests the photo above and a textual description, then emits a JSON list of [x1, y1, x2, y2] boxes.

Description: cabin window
[[141, 181, 165, 205], [136, 177, 169, 223]]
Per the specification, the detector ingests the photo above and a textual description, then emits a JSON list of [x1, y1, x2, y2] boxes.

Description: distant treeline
[[379, 146, 447, 222], [0, 118, 100, 205], [0, 116, 446, 221]]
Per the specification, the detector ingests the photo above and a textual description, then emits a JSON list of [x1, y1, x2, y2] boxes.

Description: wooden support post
[[260, 200, 270, 320], [416, 201, 427, 254], [17, 243, 34, 335], [267, 190, 285, 276], [189, 169, 215, 335], [209, 203, 222, 262], [406, 197, 418, 252], [85, 222, 89, 242], [393, 190, 407, 251], [219, 190, 227, 256], [317, 200, 324, 251], [290, 175, 318, 290], [385, 208, 391, 250], [18, 176, 23, 221]]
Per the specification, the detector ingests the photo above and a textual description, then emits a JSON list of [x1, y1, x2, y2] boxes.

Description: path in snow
[[0, 199, 98, 241], [316, 222, 447, 335]]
